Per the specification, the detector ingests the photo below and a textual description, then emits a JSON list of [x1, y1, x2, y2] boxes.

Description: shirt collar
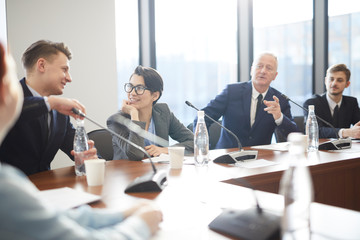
[[26, 82, 42, 97], [251, 81, 269, 99], [326, 93, 342, 110]]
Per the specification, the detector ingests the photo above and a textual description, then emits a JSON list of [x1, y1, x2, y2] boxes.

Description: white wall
[[6, 0, 118, 169], [0, 0, 6, 45]]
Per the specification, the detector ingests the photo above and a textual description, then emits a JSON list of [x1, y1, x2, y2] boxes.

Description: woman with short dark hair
[[107, 66, 194, 160]]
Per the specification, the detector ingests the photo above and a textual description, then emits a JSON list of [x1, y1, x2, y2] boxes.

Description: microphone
[[71, 108, 168, 193], [209, 178, 280, 240], [185, 101, 258, 164], [281, 94, 351, 150]]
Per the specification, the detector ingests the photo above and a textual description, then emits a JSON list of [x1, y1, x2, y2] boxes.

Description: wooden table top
[[28, 142, 360, 239]]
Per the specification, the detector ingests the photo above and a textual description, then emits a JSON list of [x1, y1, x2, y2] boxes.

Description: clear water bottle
[[73, 119, 89, 176], [305, 105, 319, 151], [194, 111, 209, 166], [279, 133, 313, 240]]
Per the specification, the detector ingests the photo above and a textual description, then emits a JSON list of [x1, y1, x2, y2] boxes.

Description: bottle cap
[[76, 118, 85, 126], [308, 105, 315, 111], [197, 111, 205, 118]]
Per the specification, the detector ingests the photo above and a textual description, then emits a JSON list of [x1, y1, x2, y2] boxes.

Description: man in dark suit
[[0, 40, 97, 175], [194, 53, 298, 148], [303, 64, 360, 138]]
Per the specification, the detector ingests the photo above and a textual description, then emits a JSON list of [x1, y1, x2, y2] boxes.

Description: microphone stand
[[71, 108, 168, 192], [185, 101, 258, 164], [281, 94, 352, 150]]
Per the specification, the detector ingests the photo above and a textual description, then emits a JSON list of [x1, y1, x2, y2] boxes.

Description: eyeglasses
[[124, 83, 150, 95]]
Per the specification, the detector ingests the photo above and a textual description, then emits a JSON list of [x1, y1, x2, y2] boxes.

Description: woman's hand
[[121, 100, 139, 121], [145, 145, 168, 157]]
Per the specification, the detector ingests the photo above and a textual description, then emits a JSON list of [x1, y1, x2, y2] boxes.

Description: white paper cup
[[84, 159, 105, 186], [168, 147, 185, 169]]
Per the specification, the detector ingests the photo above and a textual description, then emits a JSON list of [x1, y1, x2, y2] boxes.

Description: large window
[[155, 0, 238, 126], [115, 0, 139, 108], [115, 1, 360, 122], [328, 0, 360, 98], [253, 0, 313, 116]]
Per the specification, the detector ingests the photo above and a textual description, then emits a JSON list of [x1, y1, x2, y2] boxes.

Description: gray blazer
[[107, 103, 194, 160]]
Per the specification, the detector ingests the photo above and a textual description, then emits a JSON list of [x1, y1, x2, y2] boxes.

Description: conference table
[[29, 142, 360, 239], [227, 141, 360, 211]]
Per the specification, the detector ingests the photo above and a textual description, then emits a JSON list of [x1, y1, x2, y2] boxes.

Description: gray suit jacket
[[107, 103, 194, 160]]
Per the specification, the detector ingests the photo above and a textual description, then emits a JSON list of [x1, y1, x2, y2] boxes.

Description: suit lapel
[[20, 78, 32, 97], [22, 79, 48, 146], [43, 111, 58, 160], [320, 94, 333, 120], [152, 106, 160, 135], [242, 83, 252, 129], [48, 110, 55, 142], [337, 96, 348, 127], [151, 106, 169, 143]]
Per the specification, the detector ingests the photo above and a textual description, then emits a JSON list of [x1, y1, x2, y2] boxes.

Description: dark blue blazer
[[194, 81, 298, 148], [303, 93, 360, 138], [0, 78, 75, 175]]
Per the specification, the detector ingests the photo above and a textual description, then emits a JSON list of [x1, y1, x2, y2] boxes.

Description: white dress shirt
[[326, 94, 344, 137], [250, 82, 283, 127]]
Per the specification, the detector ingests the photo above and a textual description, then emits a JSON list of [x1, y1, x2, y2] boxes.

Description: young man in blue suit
[[194, 52, 298, 148], [0, 40, 98, 175], [303, 64, 360, 138]]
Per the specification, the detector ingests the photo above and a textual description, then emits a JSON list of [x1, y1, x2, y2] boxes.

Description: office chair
[[187, 121, 221, 150], [294, 116, 305, 133], [87, 129, 113, 160]]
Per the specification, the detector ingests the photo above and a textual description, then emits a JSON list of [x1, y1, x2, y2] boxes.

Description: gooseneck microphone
[[281, 94, 351, 150], [209, 178, 280, 240], [185, 101, 258, 163], [71, 108, 168, 192], [186, 101, 242, 150]]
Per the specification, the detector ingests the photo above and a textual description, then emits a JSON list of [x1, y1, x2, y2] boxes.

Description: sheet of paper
[[234, 159, 278, 168], [38, 187, 101, 210], [251, 142, 290, 151], [142, 154, 195, 165], [142, 153, 170, 163]]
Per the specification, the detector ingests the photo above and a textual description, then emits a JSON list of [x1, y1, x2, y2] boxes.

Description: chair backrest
[[187, 121, 221, 150], [87, 129, 113, 160], [294, 116, 305, 133], [274, 115, 305, 143]]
